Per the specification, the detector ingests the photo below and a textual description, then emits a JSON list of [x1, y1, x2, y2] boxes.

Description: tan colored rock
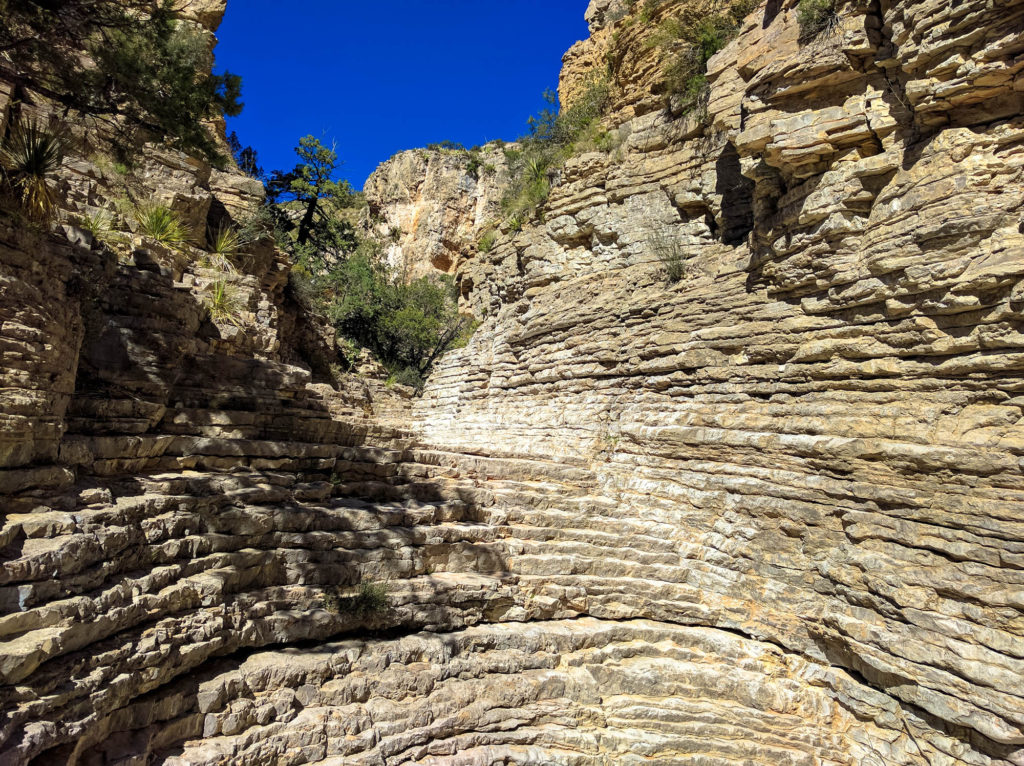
[[3, 0, 1024, 764], [363, 144, 511, 280]]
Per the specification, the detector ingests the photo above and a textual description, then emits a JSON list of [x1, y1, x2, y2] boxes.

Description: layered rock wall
[[412, 0, 1024, 762], [3, 0, 1024, 764]]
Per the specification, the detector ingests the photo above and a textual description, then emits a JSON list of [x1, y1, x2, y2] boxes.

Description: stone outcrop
[[3, 0, 1024, 764], [363, 144, 510, 280]]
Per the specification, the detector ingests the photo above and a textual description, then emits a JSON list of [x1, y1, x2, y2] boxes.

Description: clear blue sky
[[214, 1, 589, 190]]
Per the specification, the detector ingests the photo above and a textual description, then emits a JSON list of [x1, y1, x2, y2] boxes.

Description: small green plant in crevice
[[650, 228, 688, 282], [202, 279, 244, 323], [639, 0, 662, 23], [135, 202, 190, 249], [208, 224, 241, 258], [322, 581, 389, 616], [78, 209, 130, 253], [478, 228, 498, 253], [0, 120, 68, 222], [797, 0, 839, 41]]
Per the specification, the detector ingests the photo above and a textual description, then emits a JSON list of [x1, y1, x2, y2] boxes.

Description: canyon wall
[[363, 144, 509, 280], [2, 0, 1024, 764]]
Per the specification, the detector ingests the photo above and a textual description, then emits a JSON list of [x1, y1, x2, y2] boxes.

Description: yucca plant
[[208, 223, 240, 257], [202, 279, 244, 323], [135, 202, 191, 249], [1, 120, 67, 221], [78, 209, 129, 251]]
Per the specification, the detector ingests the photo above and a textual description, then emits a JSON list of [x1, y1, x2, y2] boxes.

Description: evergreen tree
[[0, 0, 243, 163], [227, 131, 264, 180], [268, 135, 355, 253]]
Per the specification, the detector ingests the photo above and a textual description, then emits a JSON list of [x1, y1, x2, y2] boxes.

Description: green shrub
[[797, 0, 838, 40], [202, 279, 244, 322], [649, 2, 754, 114], [0, 120, 68, 221], [500, 74, 611, 226], [323, 581, 389, 616], [79, 209, 129, 251], [311, 249, 475, 387], [426, 140, 466, 152], [478, 229, 498, 253], [135, 202, 190, 249], [208, 224, 240, 258]]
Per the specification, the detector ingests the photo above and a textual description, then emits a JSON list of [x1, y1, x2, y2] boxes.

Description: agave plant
[[1, 120, 67, 221], [135, 202, 191, 249]]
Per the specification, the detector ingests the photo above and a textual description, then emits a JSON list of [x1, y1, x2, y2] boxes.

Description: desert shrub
[[426, 140, 466, 152], [478, 229, 498, 253], [649, 2, 755, 114], [79, 209, 129, 251], [310, 248, 475, 389], [650, 228, 687, 282], [0, 120, 68, 221], [639, 0, 662, 23], [322, 581, 389, 616], [797, 0, 839, 40], [500, 74, 611, 225], [208, 224, 241, 258], [135, 202, 190, 248]]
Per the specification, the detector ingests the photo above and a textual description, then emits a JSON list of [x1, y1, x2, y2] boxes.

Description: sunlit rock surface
[[2, 0, 1024, 764], [363, 144, 510, 281]]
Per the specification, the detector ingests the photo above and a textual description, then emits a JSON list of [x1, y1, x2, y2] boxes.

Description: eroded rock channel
[[2, 0, 1024, 763]]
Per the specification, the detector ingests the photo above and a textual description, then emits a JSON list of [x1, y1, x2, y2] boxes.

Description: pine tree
[[0, 0, 243, 164], [268, 136, 354, 248]]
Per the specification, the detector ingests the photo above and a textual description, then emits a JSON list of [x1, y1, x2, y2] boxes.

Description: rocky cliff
[[363, 144, 510, 281], [2, 0, 1024, 764]]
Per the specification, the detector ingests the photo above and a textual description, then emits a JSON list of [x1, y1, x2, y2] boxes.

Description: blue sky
[[214, 1, 589, 189]]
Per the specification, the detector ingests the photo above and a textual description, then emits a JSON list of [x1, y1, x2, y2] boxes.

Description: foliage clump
[[0, 0, 243, 164], [322, 581, 389, 616], [79, 209, 130, 252], [298, 243, 476, 390], [500, 74, 611, 226], [134, 202, 190, 249], [648, 1, 758, 116], [478, 229, 498, 253], [258, 134, 477, 391], [202, 279, 244, 323], [0, 120, 68, 221], [650, 228, 688, 282], [267, 136, 356, 255], [797, 0, 839, 41]]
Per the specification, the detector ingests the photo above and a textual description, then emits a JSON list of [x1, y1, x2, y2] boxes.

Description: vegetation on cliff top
[[0, 0, 243, 164], [644, 0, 759, 116], [500, 74, 612, 227], [797, 0, 839, 40]]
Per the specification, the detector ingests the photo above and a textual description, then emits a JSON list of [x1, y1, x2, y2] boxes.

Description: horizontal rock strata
[[2, 0, 1024, 764]]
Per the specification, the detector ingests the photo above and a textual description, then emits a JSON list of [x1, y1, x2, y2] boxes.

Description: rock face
[[3, 0, 1024, 764], [363, 144, 510, 280]]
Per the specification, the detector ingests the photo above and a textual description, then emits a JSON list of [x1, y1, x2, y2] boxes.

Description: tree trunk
[[297, 196, 317, 245]]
